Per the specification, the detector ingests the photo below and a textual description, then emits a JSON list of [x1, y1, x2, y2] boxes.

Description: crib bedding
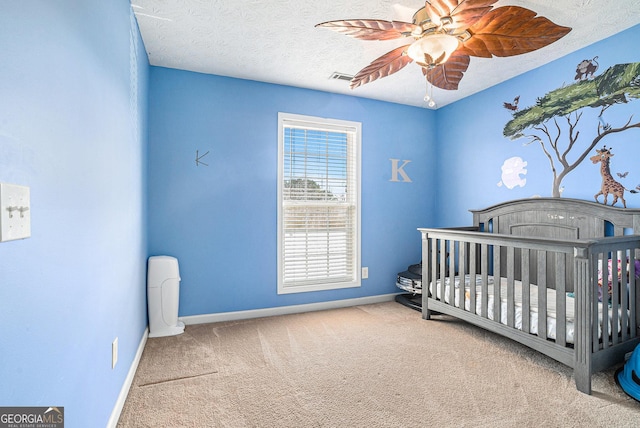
[[429, 275, 623, 344]]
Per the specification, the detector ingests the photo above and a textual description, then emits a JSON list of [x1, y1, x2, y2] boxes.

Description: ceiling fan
[[316, 0, 571, 94]]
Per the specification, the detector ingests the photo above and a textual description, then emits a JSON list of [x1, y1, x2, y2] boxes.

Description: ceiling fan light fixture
[[459, 30, 472, 43], [407, 33, 459, 68], [424, 82, 437, 109], [440, 16, 453, 26], [317, 1, 571, 94], [412, 7, 430, 27]]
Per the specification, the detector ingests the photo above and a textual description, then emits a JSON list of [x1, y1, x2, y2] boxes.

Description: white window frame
[[277, 112, 362, 294]]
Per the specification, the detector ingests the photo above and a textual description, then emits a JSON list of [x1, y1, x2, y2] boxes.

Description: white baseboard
[[107, 327, 148, 428], [180, 293, 399, 326]]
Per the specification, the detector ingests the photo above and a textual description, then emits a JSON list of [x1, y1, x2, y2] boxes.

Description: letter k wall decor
[[389, 159, 412, 183]]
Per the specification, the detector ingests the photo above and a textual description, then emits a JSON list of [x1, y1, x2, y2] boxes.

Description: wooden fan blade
[[422, 52, 471, 90], [423, 0, 497, 31], [315, 20, 417, 41], [448, 0, 499, 30], [457, 6, 572, 58], [422, 0, 457, 23], [350, 45, 413, 89]]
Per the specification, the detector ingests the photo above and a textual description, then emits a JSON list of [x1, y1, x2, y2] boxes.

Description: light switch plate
[[0, 183, 31, 242]]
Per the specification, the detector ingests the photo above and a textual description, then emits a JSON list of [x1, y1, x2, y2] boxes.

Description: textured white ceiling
[[131, 0, 640, 108]]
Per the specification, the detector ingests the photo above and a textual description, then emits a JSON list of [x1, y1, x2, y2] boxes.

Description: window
[[277, 113, 361, 294]]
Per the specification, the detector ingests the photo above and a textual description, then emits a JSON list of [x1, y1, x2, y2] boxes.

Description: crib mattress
[[429, 275, 621, 344]]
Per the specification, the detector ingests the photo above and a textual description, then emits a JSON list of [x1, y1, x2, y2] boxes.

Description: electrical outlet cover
[[0, 183, 31, 242]]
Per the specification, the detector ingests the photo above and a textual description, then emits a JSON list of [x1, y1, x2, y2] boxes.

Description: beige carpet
[[117, 302, 640, 427]]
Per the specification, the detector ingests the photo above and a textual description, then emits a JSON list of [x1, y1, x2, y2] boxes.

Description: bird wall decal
[[503, 95, 520, 111]]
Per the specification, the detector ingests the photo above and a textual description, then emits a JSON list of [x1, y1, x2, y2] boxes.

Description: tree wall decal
[[503, 62, 640, 198]]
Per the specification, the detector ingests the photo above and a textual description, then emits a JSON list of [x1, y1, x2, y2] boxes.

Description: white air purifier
[[147, 255, 185, 338]]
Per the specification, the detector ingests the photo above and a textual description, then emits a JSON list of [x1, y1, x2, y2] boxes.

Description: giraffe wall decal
[[590, 146, 637, 208]]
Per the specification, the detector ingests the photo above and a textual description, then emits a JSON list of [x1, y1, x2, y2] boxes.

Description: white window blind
[[277, 113, 361, 294]]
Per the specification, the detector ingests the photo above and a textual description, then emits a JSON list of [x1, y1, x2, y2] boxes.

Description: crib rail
[[584, 238, 640, 351], [419, 227, 640, 392]]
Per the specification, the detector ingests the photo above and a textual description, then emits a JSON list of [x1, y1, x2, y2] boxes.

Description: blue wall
[[147, 68, 436, 316], [434, 24, 640, 226], [2, 2, 638, 424], [0, 1, 148, 426]]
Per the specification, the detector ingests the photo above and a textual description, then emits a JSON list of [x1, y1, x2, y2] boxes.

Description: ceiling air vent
[[329, 72, 354, 82]]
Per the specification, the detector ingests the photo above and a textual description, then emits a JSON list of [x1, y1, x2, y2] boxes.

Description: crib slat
[[556, 252, 567, 347], [481, 244, 489, 318], [620, 249, 629, 342], [611, 252, 622, 346], [507, 246, 515, 328], [430, 238, 438, 305], [450, 241, 457, 307], [470, 243, 477, 315], [629, 251, 637, 338], [522, 248, 531, 335], [602, 252, 610, 349], [459, 242, 467, 310], [439, 239, 447, 306], [494, 245, 501, 323], [538, 250, 547, 340]]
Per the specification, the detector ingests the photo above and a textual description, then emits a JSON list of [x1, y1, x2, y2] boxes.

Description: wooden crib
[[419, 198, 640, 394]]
